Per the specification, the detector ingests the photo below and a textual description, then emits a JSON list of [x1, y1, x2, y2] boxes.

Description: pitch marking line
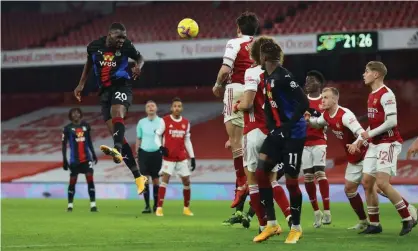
[[2, 236, 378, 249]]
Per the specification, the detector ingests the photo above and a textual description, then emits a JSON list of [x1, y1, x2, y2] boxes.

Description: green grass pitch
[[1, 199, 417, 251]]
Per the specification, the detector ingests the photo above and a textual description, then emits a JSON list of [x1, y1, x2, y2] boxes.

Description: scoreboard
[[316, 31, 378, 53]]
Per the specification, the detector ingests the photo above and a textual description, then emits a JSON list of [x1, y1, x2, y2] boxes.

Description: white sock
[[291, 224, 301, 231], [267, 220, 277, 226], [260, 225, 266, 231], [68, 203, 74, 208], [402, 216, 412, 221], [90, 201, 96, 208], [324, 210, 331, 215], [314, 210, 321, 215]]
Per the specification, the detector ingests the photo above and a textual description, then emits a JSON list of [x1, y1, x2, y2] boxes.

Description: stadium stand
[[1, 11, 99, 50], [2, 1, 417, 50]]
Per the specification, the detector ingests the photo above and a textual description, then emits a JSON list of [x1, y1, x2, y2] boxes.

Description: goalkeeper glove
[[190, 158, 196, 171]]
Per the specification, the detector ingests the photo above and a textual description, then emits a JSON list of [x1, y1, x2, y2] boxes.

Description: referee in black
[[136, 100, 163, 213]]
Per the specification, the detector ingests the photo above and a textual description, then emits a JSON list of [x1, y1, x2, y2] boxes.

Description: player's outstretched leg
[[100, 104, 129, 163], [120, 140, 147, 195], [100, 117, 126, 164], [181, 176, 193, 216], [376, 187, 417, 223], [375, 172, 415, 236], [102, 119, 147, 195], [253, 158, 282, 243], [345, 181, 367, 230], [314, 167, 331, 224], [67, 174, 78, 212], [86, 172, 97, 212]]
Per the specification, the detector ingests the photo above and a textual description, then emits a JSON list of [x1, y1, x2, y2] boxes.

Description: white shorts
[[159, 159, 191, 177], [301, 145, 327, 170], [223, 83, 244, 127], [243, 128, 267, 172], [363, 142, 402, 176], [345, 161, 363, 183]]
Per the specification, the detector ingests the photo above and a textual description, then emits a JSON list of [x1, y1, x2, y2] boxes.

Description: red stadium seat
[[2, 1, 418, 50]]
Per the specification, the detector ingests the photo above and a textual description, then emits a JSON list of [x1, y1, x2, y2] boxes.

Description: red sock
[[183, 187, 191, 207], [157, 183, 167, 207], [271, 181, 291, 218], [233, 150, 246, 186], [367, 206, 380, 225], [318, 179, 330, 210], [403, 197, 410, 207], [305, 181, 319, 211], [346, 192, 367, 220], [249, 185, 266, 226], [395, 200, 411, 220]]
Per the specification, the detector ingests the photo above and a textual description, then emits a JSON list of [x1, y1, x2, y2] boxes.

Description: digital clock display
[[316, 32, 378, 52]]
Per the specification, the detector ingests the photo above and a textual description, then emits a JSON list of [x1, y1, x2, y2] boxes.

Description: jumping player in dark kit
[[253, 39, 309, 244], [62, 108, 98, 212], [74, 22, 147, 195]]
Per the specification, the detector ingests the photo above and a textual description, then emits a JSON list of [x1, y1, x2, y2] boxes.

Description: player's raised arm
[[85, 124, 98, 164], [62, 127, 69, 170], [366, 91, 398, 139]]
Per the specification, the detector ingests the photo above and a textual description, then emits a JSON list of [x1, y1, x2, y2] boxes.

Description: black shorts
[[260, 136, 305, 178], [99, 85, 133, 122], [69, 161, 94, 176], [138, 149, 162, 179], [281, 138, 305, 178]]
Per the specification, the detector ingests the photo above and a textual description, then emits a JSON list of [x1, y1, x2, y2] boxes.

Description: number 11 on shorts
[[289, 153, 298, 168]]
